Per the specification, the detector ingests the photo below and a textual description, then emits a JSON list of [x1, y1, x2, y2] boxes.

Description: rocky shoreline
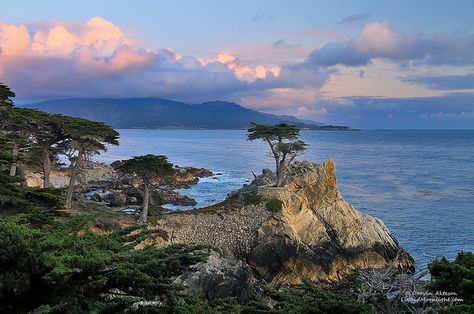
[[141, 160, 414, 300], [24, 162, 214, 210], [23, 158, 415, 301]]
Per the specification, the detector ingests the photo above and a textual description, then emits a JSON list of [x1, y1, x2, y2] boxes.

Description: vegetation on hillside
[[0, 211, 208, 313], [0, 82, 119, 211]]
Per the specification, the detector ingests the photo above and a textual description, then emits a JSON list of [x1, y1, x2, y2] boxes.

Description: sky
[[1, 0, 474, 129]]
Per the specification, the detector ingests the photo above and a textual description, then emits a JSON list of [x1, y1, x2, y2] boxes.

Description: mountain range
[[23, 98, 352, 130]]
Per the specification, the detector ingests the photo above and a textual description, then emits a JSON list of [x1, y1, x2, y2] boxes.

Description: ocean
[[96, 129, 474, 269]]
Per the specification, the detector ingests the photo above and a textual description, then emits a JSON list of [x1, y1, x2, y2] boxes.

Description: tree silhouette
[[116, 154, 175, 223], [247, 123, 307, 186]]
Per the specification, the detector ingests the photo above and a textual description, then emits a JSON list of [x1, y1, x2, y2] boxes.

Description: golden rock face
[[249, 160, 414, 285], [144, 159, 414, 287]]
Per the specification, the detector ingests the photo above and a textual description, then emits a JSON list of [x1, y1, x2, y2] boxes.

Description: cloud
[[401, 74, 474, 90], [420, 111, 474, 120], [272, 39, 301, 49], [315, 93, 474, 128], [251, 11, 273, 23], [2, 16, 474, 129], [0, 22, 30, 54], [338, 13, 370, 26], [305, 22, 474, 67], [0, 17, 329, 103]]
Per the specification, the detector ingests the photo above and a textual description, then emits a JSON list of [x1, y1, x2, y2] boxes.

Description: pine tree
[[116, 155, 175, 223]]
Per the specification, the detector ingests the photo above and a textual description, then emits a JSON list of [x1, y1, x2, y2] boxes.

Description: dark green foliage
[[242, 280, 374, 314], [247, 123, 301, 142], [427, 251, 474, 305], [59, 115, 120, 150], [0, 134, 63, 210], [0, 185, 64, 210], [243, 193, 262, 205], [0, 212, 208, 313], [0, 82, 15, 108], [266, 198, 283, 212], [116, 155, 175, 222], [434, 304, 474, 313], [116, 154, 174, 181], [167, 292, 241, 313]]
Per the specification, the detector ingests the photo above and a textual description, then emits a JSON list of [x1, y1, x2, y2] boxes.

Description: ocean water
[[96, 129, 474, 268]]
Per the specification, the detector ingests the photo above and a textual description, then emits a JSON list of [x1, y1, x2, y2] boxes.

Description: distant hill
[[23, 98, 352, 130]]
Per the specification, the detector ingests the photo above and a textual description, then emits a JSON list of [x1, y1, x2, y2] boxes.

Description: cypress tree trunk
[[138, 181, 150, 223], [65, 151, 82, 209], [17, 163, 28, 187], [42, 146, 51, 188], [9, 144, 18, 176], [275, 158, 281, 187]]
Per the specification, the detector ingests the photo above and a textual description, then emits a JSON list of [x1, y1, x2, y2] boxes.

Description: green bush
[[427, 251, 474, 305], [0, 213, 207, 313], [0, 174, 64, 211], [266, 198, 283, 212], [242, 279, 374, 313], [243, 193, 262, 205], [435, 304, 474, 314]]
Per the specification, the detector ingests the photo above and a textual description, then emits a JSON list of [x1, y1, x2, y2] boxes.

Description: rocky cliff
[[247, 160, 414, 285], [153, 159, 414, 295]]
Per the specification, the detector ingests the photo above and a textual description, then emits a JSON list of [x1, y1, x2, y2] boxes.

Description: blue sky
[[1, 0, 474, 128]]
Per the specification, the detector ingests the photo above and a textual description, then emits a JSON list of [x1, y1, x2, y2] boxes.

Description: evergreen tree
[[116, 155, 175, 223], [58, 117, 119, 209], [15, 109, 65, 187], [247, 123, 307, 186], [0, 82, 15, 109]]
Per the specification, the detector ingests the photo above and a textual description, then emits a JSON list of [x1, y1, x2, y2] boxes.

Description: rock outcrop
[[174, 167, 213, 187], [153, 159, 414, 290], [24, 162, 213, 208], [25, 162, 115, 189], [174, 249, 259, 302], [247, 160, 414, 285]]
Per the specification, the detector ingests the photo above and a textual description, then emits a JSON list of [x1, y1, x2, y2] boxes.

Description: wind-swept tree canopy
[[13, 109, 66, 187], [59, 117, 119, 209], [116, 154, 174, 223], [247, 122, 307, 186]]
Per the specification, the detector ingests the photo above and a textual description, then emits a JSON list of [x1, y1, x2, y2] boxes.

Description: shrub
[[243, 193, 262, 205], [266, 198, 283, 212], [0, 213, 206, 313], [427, 251, 474, 305], [242, 279, 374, 313]]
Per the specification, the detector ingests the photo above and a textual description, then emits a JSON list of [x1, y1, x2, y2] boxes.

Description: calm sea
[[96, 129, 474, 268]]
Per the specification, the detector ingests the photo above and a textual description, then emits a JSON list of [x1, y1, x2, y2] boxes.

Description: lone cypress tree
[[116, 154, 175, 223], [247, 122, 307, 187]]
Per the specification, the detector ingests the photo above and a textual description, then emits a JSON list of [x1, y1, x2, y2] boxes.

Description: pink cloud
[[353, 22, 420, 59], [305, 22, 474, 67], [0, 23, 30, 55], [0, 17, 329, 104]]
